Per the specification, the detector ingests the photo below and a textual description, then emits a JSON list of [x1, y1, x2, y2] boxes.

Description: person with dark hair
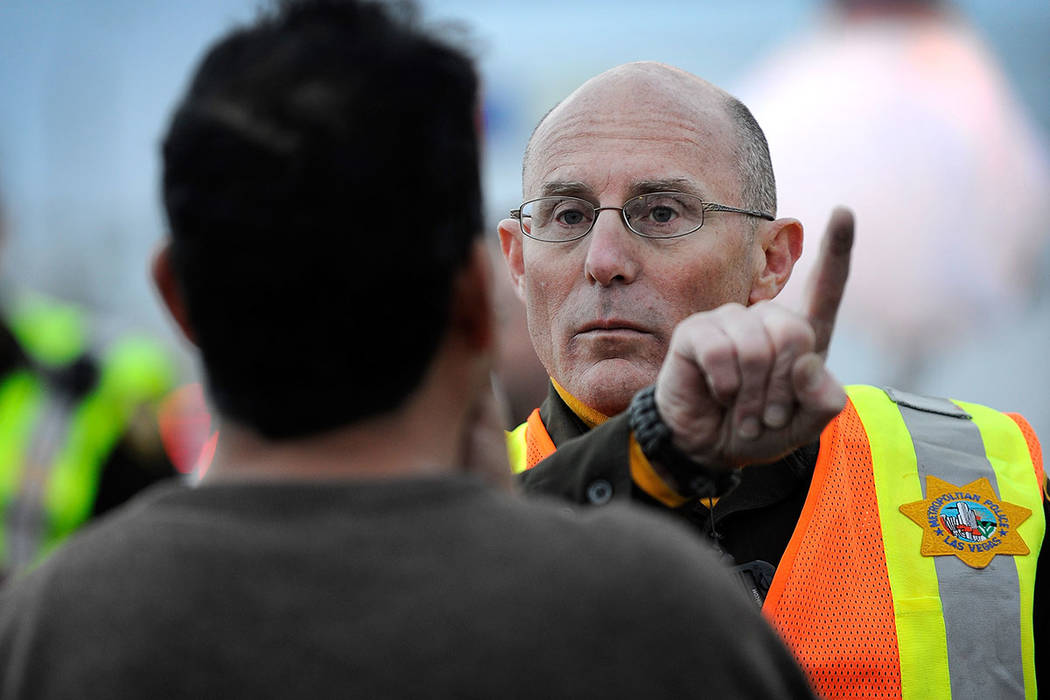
[[499, 61, 1046, 698], [0, 195, 177, 585], [0, 4, 815, 698]]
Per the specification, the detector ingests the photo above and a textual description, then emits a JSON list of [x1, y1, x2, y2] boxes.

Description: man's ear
[[151, 241, 198, 346], [449, 239, 494, 354], [497, 218, 526, 302], [749, 217, 803, 304]]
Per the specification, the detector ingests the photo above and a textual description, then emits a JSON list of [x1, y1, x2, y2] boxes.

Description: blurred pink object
[[157, 382, 218, 479], [737, 5, 1050, 384]]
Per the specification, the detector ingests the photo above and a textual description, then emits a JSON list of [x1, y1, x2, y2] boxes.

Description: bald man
[[499, 62, 1046, 698]]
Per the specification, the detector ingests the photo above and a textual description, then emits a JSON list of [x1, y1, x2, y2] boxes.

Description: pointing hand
[[653, 207, 854, 470]]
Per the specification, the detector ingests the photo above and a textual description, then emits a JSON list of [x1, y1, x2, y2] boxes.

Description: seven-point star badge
[[900, 475, 1032, 569]]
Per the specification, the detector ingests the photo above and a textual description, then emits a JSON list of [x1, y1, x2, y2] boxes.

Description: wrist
[[627, 385, 740, 499]]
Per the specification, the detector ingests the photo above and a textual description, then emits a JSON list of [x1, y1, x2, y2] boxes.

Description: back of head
[[162, 0, 481, 439]]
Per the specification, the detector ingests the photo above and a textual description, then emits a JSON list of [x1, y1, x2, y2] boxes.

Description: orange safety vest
[[506, 385, 1046, 699]]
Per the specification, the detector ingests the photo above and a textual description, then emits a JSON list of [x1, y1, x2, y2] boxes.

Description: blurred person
[[488, 237, 549, 427], [735, 0, 1050, 393], [497, 61, 1047, 697], [0, 194, 176, 584], [0, 3, 816, 698]]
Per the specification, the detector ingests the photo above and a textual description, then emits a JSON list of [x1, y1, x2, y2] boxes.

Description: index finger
[[802, 206, 854, 356]]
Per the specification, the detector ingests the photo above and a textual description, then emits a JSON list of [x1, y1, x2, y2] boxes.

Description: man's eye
[[556, 208, 588, 226], [648, 206, 677, 223]]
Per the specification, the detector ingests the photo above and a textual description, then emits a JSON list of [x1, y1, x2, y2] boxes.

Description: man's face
[[499, 68, 764, 416]]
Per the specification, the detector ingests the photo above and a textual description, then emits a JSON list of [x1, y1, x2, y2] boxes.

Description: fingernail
[[764, 404, 788, 429], [739, 416, 761, 440]]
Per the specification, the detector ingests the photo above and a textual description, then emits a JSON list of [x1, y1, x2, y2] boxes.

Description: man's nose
[[583, 208, 641, 286]]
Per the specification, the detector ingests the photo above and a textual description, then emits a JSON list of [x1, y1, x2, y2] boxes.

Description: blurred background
[[1, 0, 1048, 436]]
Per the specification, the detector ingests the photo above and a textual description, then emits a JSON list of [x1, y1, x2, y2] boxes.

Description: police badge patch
[[900, 475, 1032, 569]]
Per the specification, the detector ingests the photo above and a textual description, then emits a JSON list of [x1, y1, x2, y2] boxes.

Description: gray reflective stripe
[[891, 390, 1025, 699], [884, 387, 971, 419]]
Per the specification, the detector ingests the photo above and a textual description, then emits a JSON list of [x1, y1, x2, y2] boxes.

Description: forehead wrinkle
[[528, 124, 725, 198], [536, 108, 715, 152], [529, 110, 726, 173], [528, 124, 709, 184]]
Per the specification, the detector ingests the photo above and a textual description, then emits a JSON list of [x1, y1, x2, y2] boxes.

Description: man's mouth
[[577, 319, 648, 335]]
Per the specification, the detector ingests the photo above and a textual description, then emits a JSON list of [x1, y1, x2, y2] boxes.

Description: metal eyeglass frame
[[510, 192, 775, 242]]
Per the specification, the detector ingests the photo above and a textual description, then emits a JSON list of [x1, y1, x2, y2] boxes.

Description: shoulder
[[472, 490, 813, 696], [1, 481, 184, 605], [480, 486, 744, 605], [842, 385, 1043, 490], [518, 414, 635, 502]]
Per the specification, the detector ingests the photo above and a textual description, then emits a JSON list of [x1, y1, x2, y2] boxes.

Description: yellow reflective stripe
[[99, 335, 175, 401], [8, 295, 86, 366], [953, 399, 1044, 699], [0, 372, 42, 494], [43, 338, 174, 547], [0, 372, 45, 566], [506, 422, 528, 474], [846, 385, 950, 699], [43, 388, 125, 547]]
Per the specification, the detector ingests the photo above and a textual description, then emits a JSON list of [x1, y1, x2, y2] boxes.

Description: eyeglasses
[[510, 192, 774, 243]]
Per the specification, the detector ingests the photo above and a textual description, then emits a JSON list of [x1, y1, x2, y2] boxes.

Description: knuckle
[[709, 372, 740, 399], [695, 334, 735, 369], [672, 314, 716, 346], [736, 343, 773, 375], [765, 381, 795, 404], [765, 311, 816, 354]]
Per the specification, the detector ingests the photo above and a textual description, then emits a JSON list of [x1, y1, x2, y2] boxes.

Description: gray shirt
[[0, 475, 813, 699]]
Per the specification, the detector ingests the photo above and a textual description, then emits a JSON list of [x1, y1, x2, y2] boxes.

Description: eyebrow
[[626, 179, 707, 199], [539, 181, 593, 198], [537, 178, 709, 201]]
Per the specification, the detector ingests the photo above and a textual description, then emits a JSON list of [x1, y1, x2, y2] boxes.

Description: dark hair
[[162, 0, 482, 439]]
